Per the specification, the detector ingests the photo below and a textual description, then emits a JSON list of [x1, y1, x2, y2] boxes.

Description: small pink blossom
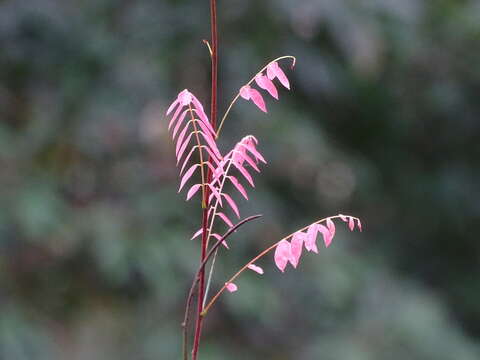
[[255, 74, 278, 99], [274, 239, 293, 272], [240, 85, 267, 113], [304, 224, 319, 253], [318, 224, 332, 248], [290, 232, 305, 268], [225, 282, 238, 292], [266, 61, 290, 90], [247, 264, 264, 274]]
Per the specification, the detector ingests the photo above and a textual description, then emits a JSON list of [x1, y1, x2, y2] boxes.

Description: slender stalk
[[202, 248, 218, 308], [191, 1, 218, 359], [182, 215, 261, 360], [188, 105, 207, 208], [201, 215, 360, 316], [215, 55, 296, 138], [201, 158, 235, 306]]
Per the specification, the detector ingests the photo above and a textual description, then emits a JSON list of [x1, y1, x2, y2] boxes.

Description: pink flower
[[247, 264, 264, 274], [274, 239, 293, 272], [225, 282, 238, 292], [240, 85, 267, 113]]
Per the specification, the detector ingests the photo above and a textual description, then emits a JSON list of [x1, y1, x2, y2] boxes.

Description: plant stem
[[201, 215, 360, 316], [191, 1, 218, 359], [182, 215, 261, 360]]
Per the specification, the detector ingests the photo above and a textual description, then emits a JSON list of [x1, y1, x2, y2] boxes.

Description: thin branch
[[201, 215, 360, 316], [191, 0, 219, 356], [216, 56, 296, 139], [182, 214, 261, 360]]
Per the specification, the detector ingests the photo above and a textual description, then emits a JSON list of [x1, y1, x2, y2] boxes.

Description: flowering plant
[[165, 2, 362, 359]]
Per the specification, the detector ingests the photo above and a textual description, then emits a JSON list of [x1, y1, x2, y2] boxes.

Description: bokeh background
[[1, 0, 479, 359]]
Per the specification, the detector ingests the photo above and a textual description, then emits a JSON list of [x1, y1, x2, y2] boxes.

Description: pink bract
[[225, 282, 238, 292], [247, 264, 264, 274], [274, 239, 293, 272]]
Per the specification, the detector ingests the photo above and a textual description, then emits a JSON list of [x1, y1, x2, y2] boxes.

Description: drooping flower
[[225, 282, 238, 292], [274, 239, 293, 273], [272, 216, 362, 272], [239, 60, 292, 113], [165, 89, 224, 201], [290, 232, 305, 268], [266, 61, 290, 89], [240, 85, 267, 113], [247, 264, 264, 274]]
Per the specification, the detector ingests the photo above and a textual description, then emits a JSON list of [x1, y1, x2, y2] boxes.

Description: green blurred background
[[1, 0, 479, 359]]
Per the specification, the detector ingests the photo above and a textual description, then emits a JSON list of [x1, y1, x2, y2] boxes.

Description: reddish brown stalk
[[191, 0, 218, 359], [182, 215, 261, 360]]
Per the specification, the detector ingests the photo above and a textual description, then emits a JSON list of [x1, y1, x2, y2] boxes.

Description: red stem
[[191, 0, 218, 359]]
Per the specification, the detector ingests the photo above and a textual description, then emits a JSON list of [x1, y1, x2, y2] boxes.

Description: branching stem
[[191, 1, 218, 359], [182, 215, 262, 360], [216, 55, 296, 138], [201, 214, 359, 316]]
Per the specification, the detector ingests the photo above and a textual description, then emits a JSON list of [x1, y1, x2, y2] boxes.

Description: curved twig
[[182, 214, 262, 360]]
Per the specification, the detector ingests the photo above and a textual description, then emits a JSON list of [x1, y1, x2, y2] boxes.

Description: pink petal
[[192, 105, 209, 128], [217, 212, 234, 227], [191, 228, 203, 240], [172, 110, 189, 139], [348, 217, 355, 231], [195, 114, 215, 138], [239, 142, 266, 164], [304, 224, 319, 253], [176, 132, 194, 164], [191, 94, 206, 115], [178, 89, 192, 105], [222, 193, 240, 218], [178, 164, 199, 192], [210, 233, 222, 240], [247, 264, 264, 274], [233, 150, 260, 172], [166, 98, 179, 116], [318, 224, 333, 248], [196, 119, 215, 142], [233, 161, 255, 187], [274, 239, 292, 273], [339, 214, 348, 222], [357, 218, 362, 232], [175, 123, 191, 156], [203, 145, 222, 166], [229, 176, 248, 200], [186, 184, 202, 200], [267, 62, 290, 90], [225, 282, 238, 292], [210, 233, 228, 249], [255, 74, 278, 99], [168, 103, 184, 131], [204, 160, 217, 175], [239, 85, 251, 100], [199, 130, 222, 159], [179, 145, 197, 175], [249, 88, 267, 113], [327, 218, 336, 238], [207, 184, 223, 206], [246, 135, 259, 145], [290, 232, 305, 268]]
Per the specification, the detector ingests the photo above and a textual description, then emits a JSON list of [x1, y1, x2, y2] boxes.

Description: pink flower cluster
[[166, 89, 222, 195], [240, 61, 291, 113], [274, 215, 362, 273]]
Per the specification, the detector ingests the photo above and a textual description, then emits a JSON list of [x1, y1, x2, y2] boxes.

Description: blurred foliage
[[0, 0, 479, 359]]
